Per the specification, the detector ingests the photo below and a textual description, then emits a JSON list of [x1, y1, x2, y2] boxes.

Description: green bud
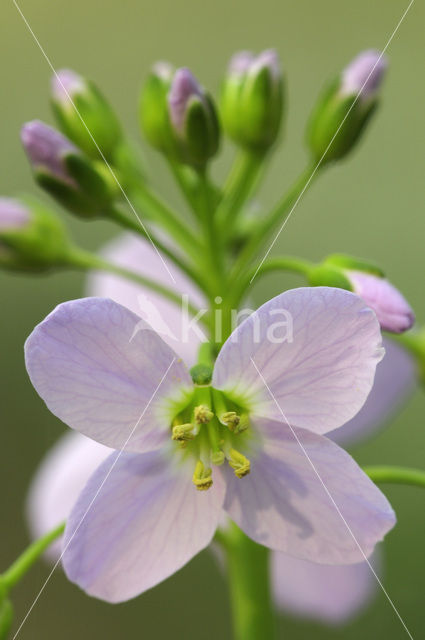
[[325, 253, 384, 277], [220, 49, 284, 152], [21, 121, 117, 219], [140, 62, 178, 156], [0, 197, 72, 273], [307, 264, 353, 291], [51, 69, 122, 160], [168, 68, 220, 167], [307, 50, 387, 164]]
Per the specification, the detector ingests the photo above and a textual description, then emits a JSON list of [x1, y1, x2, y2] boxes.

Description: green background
[[1, 0, 424, 637]]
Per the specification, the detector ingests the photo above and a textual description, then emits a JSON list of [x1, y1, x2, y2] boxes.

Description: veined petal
[[26, 432, 112, 560], [348, 270, 414, 334], [223, 418, 395, 563], [87, 233, 205, 365], [25, 298, 193, 452], [62, 450, 225, 602], [330, 339, 415, 446], [271, 550, 380, 624], [213, 287, 383, 435]]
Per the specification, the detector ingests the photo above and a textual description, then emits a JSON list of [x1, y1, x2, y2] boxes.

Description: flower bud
[[21, 121, 115, 218], [220, 49, 284, 152], [140, 62, 178, 156], [307, 50, 387, 164], [51, 69, 122, 160], [168, 68, 220, 167], [309, 254, 414, 334], [0, 197, 72, 272]]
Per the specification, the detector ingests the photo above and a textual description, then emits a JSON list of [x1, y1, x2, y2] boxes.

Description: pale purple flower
[[341, 50, 387, 99], [51, 69, 86, 103], [168, 68, 205, 135], [87, 233, 205, 365], [271, 551, 380, 624], [27, 432, 112, 560], [25, 286, 395, 602], [21, 120, 77, 186], [0, 198, 30, 230], [347, 270, 414, 333]]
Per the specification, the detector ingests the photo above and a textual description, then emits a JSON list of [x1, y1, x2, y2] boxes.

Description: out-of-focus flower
[[140, 62, 177, 155], [220, 49, 284, 151], [307, 49, 387, 163], [271, 551, 380, 624], [87, 233, 205, 365], [25, 287, 393, 602], [21, 121, 115, 218], [27, 432, 112, 560], [51, 69, 122, 160]]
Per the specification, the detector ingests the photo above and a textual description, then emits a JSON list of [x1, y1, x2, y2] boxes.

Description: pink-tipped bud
[[21, 120, 77, 186], [341, 50, 387, 100]]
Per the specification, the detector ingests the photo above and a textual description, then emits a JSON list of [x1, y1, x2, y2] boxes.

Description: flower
[[340, 50, 387, 100], [271, 550, 380, 624], [25, 284, 395, 603], [87, 233, 205, 365]]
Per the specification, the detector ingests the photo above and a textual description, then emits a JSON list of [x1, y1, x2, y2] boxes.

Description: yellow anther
[[192, 460, 213, 491], [194, 404, 214, 424], [228, 449, 251, 479], [234, 413, 249, 435], [221, 411, 240, 430], [172, 423, 195, 442], [211, 450, 225, 466]]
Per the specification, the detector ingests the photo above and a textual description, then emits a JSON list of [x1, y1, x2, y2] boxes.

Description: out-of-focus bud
[[140, 62, 178, 156], [0, 197, 72, 272], [168, 68, 220, 167], [309, 253, 414, 334], [220, 49, 284, 152], [21, 121, 116, 218], [307, 50, 387, 164], [51, 69, 122, 161]]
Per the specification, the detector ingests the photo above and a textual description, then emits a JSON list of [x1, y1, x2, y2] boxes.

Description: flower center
[[170, 384, 253, 491]]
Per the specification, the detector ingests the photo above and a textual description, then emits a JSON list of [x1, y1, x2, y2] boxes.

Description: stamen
[[192, 460, 213, 491], [228, 448, 251, 478], [172, 423, 195, 442], [194, 404, 214, 424]]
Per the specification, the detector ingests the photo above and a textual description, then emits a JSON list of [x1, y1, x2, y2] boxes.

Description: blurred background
[[1, 0, 424, 637]]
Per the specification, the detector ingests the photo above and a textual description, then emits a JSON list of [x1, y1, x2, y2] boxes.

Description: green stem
[[364, 465, 425, 489], [108, 206, 208, 292], [122, 184, 201, 262], [217, 524, 277, 640], [197, 169, 224, 296], [216, 150, 264, 231], [2, 523, 65, 590], [230, 163, 319, 286], [229, 255, 313, 307], [167, 160, 201, 216], [67, 248, 203, 320]]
